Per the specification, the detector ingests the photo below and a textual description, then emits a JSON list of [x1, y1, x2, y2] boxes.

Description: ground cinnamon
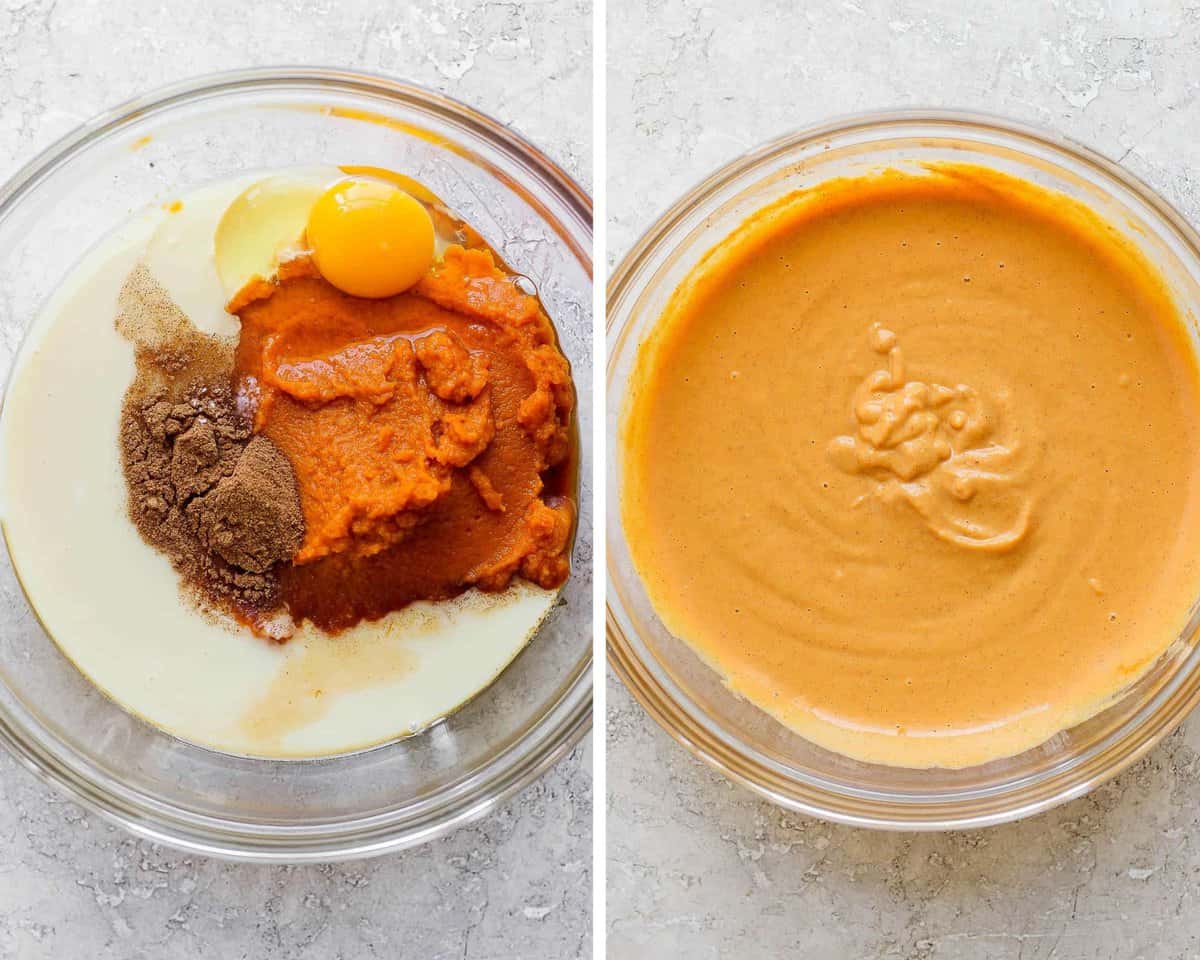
[[116, 266, 304, 636]]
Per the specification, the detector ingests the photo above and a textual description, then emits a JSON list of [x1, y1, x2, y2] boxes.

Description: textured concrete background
[[608, 2, 1200, 959], [0, 2, 591, 959]]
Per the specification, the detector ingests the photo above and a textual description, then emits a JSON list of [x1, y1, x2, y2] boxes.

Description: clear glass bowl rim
[[0, 66, 593, 862], [606, 107, 1200, 830]]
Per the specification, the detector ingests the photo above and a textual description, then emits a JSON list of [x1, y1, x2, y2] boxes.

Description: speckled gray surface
[[608, 3, 1200, 958], [0, 2, 591, 958]]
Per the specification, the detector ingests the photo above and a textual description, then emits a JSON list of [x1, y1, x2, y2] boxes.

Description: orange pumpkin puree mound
[[233, 244, 574, 632]]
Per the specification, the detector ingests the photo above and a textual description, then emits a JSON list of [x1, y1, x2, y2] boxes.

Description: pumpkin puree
[[234, 245, 574, 632]]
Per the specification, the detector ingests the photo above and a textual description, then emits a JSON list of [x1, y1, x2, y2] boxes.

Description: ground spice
[[116, 266, 304, 636], [189, 436, 304, 574]]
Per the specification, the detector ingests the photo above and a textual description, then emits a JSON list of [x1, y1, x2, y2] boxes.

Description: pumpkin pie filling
[[0, 167, 579, 757], [622, 164, 1200, 768]]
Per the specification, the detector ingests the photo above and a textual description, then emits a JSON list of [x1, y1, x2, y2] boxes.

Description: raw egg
[[307, 179, 436, 298], [213, 172, 333, 304]]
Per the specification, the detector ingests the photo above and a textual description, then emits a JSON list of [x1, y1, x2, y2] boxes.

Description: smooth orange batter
[[235, 245, 574, 632], [622, 164, 1200, 768]]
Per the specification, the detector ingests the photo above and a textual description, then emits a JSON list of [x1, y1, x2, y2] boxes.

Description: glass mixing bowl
[[607, 110, 1200, 830], [0, 68, 592, 861]]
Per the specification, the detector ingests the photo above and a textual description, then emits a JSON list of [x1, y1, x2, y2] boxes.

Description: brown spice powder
[[116, 266, 304, 636]]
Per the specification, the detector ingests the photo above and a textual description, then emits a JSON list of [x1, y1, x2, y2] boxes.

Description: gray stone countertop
[[0, 1, 591, 958], [607, 2, 1200, 958]]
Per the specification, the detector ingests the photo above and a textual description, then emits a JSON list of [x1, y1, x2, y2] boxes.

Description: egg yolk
[[306, 179, 436, 298]]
